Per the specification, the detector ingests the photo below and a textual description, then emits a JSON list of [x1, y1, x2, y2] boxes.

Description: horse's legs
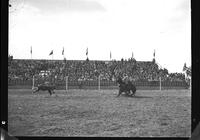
[[131, 88, 136, 96], [117, 90, 122, 97], [124, 91, 128, 96], [127, 90, 132, 95], [48, 90, 52, 96]]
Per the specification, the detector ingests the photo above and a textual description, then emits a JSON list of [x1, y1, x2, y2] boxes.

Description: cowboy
[[123, 74, 129, 84]]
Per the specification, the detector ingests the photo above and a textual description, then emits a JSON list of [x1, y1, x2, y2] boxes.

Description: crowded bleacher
[[8, 55, 186, 83]]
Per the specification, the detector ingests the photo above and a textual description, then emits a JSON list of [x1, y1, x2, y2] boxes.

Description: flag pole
[[62, 47, 65, 59], [30, 46, 32, 59], [86, 47, 88, 60], [110, 51, 112, 61], [49, 50, 53, 60]]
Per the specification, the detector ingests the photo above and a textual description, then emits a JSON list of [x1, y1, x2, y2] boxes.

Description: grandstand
[[8, 58, 189, 90]]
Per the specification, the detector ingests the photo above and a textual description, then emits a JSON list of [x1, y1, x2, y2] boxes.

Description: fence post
[[159, 77, 162, 91], [66, 76, 68, 91], [32, 75, 35, 89], [98, 75, 100, 90]]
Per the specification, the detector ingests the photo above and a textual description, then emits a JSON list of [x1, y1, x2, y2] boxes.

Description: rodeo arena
[[8, 53, 191, 137]]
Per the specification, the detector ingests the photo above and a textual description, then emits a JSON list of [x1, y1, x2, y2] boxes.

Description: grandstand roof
[[13, 59, 154, 64]]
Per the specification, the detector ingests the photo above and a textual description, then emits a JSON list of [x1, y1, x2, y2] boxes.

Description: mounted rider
[[116, 75, 136, 97], [122, 74, 131, 85]]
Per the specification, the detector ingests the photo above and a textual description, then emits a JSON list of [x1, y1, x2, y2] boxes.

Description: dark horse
[[116, 77, 136, 97], [32, 83, 56, 96]]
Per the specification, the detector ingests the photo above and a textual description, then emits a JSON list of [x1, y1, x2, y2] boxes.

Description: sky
[[9, 0, 191, 73]]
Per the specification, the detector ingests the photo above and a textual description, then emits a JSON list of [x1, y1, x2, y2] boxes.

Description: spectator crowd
[[8, 57, 186, 82]]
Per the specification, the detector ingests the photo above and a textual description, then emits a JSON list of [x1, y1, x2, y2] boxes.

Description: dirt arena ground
[[8, 89, 191, 137]]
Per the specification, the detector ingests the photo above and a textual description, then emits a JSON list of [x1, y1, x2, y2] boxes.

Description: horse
[[32, 83, 56, 96], [116, 77, 136, 97]]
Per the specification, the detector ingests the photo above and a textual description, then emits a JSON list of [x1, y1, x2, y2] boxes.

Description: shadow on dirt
[[120, 94, 153, 99]]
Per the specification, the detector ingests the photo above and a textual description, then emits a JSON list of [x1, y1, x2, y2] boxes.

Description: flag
[[110, 51, 112, 60], [49, 50, 53, 55], [132, 52, 133, 58], [183, 63, 187, 71], [30, 46, 32, 54], [62, 47, 64, 55], [153, 49, 155, 57], [86, 47, 88, 56]]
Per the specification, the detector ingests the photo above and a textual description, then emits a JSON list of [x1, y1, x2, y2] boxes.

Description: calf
[[32, 84, 56, 95]]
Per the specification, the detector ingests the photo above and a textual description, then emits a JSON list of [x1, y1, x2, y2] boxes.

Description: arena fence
[[8, 76, 190, 90]]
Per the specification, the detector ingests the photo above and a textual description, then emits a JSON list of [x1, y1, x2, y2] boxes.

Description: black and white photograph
[[8, 0, 191, 137]]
